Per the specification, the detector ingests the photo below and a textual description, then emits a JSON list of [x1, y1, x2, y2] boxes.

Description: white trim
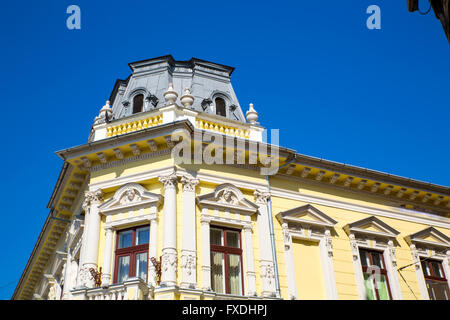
[[87, 166, 450, 229], [349, 234, 402, 300]]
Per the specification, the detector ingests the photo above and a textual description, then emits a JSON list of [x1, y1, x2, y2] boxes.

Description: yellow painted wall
[[292, 239, 326, 299], [89, 157, 450, 300]]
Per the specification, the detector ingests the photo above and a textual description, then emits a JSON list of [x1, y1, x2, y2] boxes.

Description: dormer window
[[132, 94, 144, 114], [215, 98, 226, 117]]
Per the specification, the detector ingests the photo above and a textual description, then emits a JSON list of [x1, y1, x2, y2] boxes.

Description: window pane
[[360, 250, 370, 267], [215, 98, 226, 117], [376, 275, 390, 300], [136, 252, 148, 281], [211, 252, 225, 293], [117, 256, 130, 283], [371, 252, 384, 269], [427, 280, 450, 300], [210, 229, 223, 246], [136, 227, 149, 245], [431, 261, 444, 278], [133, 94, 144, 114], [363, 273, 376, 300], [226, 231, 240, 248], [421, 260, 430, 276], [228, 254, 242, 295], [118, 230, 133, 249]]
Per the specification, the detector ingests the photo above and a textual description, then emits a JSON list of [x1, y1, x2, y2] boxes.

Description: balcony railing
[[71, 278, 151, 300]]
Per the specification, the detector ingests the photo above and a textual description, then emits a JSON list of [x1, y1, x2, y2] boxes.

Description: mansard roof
[[108, 55, 244, 123]]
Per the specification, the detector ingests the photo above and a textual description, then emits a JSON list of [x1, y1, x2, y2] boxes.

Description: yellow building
[[12, 56, 450, 300]]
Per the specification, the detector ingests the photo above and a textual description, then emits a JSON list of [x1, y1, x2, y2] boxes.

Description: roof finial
[[246, 103, 258, 124], [180, 87, 194, 108], [94, 100, 113, 124], [164, 82, 178, 104]]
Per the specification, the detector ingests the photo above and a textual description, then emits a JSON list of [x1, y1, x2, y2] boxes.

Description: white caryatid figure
[[246, 103, 259, 124]]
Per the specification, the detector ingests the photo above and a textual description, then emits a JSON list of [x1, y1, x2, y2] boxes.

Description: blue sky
[[0, 0, 448, 299]]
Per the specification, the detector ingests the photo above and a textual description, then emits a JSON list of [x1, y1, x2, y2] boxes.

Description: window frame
[[420, 258, 450, 300], [214, 97, 227, 117], [359, 248, 393, 300], [113, 225, 149, 284], [132, 94, 144, 114], [210, 225, 244, 295]]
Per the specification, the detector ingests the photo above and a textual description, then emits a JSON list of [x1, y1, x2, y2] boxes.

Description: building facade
[[12, 55, 450, 300]]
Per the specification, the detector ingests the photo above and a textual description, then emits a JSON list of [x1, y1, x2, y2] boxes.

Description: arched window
[[215, 98, 226, 117], [132, 94, 144, 114]]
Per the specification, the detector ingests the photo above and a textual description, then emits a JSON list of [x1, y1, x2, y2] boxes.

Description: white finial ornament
[[180, 88, 194, 108], [95, 100, 113, 124], [164, 82, 178, 104], [246, 103, 258, 124]]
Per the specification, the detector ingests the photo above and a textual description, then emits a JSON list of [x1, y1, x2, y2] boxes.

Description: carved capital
[[254, 189, 270, 205], [158, 173, 178, 190], [82, 189, 104, 211], [180, 176, 199, 193]]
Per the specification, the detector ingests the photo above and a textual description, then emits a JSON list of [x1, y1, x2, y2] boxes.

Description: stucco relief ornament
[[388, 240, 397, 267], [260, 264, 275, 285], [162, 252, 178, 272], [218, 188, 238, 205], [119, 188, 141, 204], [325, 230, 333, 257], [181, 253, 196, 276], [282, 223, 291, 249], [349, 233, 359, 260]]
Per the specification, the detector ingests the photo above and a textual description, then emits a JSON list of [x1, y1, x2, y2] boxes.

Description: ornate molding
[[325, 229, 333, 257], [180, 252, 196, 276]]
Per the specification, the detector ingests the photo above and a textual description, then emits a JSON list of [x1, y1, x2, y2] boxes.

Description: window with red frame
[[114, 226, 149, 283], [421, 258, 450, 300], [359, 248, 393, 300], [210, 226, 244, 295]]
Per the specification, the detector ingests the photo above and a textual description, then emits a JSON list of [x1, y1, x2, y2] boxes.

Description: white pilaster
[[180, 175, 199, 288], [148, 206, 158, 287], [243, 225, 257, 296], [102, 227, 114, 286], [201, 213, 212, 291], [159, 173, 178, 286], [254, 190, 277, 296], [80, 189, 104, 288]]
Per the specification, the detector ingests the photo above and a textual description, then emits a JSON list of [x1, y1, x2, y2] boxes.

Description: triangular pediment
[[99, 183, 163, 214], [344, 216, 399, 239], [276, 204, 337, 228], [196, 183, 259, 215], [405, 227, 450, 249]]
